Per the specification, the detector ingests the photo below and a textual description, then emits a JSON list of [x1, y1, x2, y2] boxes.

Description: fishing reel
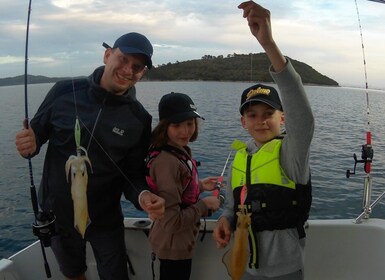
[[346, 144, 374, 178], [32, 211, 57, 247]]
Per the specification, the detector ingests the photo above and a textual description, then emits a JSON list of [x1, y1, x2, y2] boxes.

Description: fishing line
[[69, 87, 145, 196], [75, 115, 142, 191], [346, 0, 374, 179], [354, 0, 371, 167], [63, 0, 85, 157], [352, 0, 385, 223], [346, 0, 380, 223], [63, 0, 105, 158], [63, 1, 145, 196], [354, 0, 373, 221]]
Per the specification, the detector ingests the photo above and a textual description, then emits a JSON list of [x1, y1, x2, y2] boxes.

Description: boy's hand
[[238, 1, 273, 48], [238, 1, 286, 72], [213, 217, 231, 248]]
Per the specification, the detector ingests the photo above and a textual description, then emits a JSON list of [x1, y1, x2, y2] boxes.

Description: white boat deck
[[1, 218, 385, 280]]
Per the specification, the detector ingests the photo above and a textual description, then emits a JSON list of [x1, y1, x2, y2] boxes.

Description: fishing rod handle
[[212, 178, 225, 206], [213, 176, 223, 192]]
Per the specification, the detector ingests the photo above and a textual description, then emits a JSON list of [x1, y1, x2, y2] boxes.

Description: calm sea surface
[[1, 81, 385, 259]]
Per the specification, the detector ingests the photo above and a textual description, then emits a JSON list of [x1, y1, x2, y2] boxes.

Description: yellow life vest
[[231, 139, 295, 192], [231, 139, 311, 269]]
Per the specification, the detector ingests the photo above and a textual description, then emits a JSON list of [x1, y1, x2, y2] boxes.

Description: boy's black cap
[[159, 92, 204, 123], [239, 83, 282, 114], [103, 32, 153, 69]]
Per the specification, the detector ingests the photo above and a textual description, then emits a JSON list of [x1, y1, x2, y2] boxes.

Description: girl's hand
[[200, 176, 219, 191], [201, 196, 221, 216]]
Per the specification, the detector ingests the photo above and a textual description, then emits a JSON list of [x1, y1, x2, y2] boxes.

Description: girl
[[147, 92, 221, 280]]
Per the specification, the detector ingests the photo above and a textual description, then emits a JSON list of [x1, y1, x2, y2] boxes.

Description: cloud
[[1, 0, 384, 89]]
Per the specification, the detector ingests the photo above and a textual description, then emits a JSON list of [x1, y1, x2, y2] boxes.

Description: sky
[[1, 0, 384, 89]]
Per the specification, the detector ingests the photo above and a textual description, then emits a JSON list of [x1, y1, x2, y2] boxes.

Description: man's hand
[[139, 191, 165, 220], [15, 119, 37, 157]]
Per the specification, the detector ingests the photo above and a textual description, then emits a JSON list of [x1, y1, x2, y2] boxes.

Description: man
[[15, 32, 165, 280]]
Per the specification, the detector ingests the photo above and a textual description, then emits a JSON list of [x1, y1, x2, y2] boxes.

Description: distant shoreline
[[0, 53, 342, 88], [0, 77, 340, 88]]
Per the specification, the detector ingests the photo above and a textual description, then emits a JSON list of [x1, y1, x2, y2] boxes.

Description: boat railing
[[345, 143, 385, 223], [354, 175, 385, 223]]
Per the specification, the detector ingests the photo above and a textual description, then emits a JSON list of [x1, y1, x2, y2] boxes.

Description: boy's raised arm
[[238, 1, 286, 72]]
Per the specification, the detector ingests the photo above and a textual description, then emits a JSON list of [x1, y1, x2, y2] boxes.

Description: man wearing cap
[[15, 32, 165, 280], [213, 2, 314, 280]]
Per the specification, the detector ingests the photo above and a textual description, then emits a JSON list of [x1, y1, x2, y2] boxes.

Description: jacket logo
[[112, 127, 125, 136]]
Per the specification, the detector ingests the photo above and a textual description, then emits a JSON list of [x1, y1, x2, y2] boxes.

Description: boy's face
[[241, 102, 284, 147]]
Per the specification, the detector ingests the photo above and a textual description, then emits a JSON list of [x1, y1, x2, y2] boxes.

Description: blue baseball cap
[[103, 32, 153, 69]]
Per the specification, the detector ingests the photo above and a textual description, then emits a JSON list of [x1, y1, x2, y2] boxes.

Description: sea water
[[1, 81, 385, 259]]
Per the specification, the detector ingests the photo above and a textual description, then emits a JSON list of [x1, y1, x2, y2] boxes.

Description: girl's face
[[101, 48, 147, 95], [167, 118, 196, 149], [241, 102, 284, 147]]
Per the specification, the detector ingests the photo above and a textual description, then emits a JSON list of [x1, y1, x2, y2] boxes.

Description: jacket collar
[[88, 66, 137, 105]]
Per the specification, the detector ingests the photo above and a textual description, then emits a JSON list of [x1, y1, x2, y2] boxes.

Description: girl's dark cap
[[159, 92, 205, 123]]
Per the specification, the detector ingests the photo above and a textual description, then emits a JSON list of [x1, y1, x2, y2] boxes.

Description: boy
[[213, 1, 314, 279]]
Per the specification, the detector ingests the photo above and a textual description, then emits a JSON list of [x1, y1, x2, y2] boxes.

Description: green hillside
[[145, 53, 338, 86], [0, 75, 72, 87]]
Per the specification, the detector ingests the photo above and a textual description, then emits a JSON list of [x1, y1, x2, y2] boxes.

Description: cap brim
[[240, 99, 282, 113], [169, 111, 205, 123], [118, 46, 153, 69], [102, 42, 111, 49]]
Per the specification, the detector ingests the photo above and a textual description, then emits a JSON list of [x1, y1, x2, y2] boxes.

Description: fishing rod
[[206, 150, 232, 218], [213, 151, 232, 204], [367, 0, 385, 3], [24, 0, 55, 277], [346, 0, 384, 223], [212, 139, 247, 204]]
